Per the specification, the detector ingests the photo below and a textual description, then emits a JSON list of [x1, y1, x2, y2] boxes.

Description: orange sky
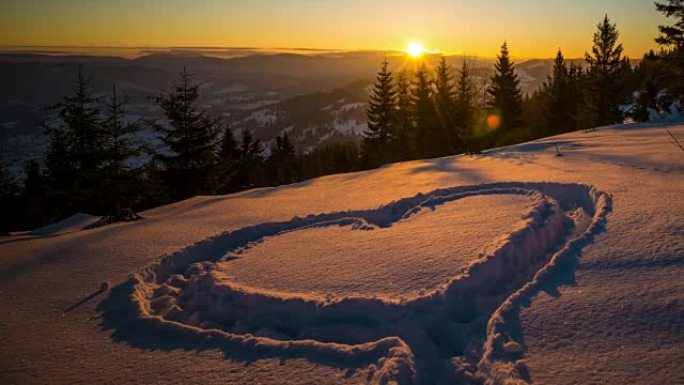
[[0, 0, 669, 58]]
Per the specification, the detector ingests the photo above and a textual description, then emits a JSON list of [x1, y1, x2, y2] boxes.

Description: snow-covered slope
[[0, 123, 682, 384]]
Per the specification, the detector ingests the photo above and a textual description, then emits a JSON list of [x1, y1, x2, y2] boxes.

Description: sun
[[406, 42, 425, 58]]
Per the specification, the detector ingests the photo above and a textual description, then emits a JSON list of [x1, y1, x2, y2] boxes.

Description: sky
[[0, 0, 669, 58]]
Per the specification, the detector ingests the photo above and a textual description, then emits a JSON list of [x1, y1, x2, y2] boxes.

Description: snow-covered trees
[[488, 42, 523, 132]]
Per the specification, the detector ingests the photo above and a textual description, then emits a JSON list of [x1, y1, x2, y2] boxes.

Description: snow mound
[[31, 213, 99, 236], [102, 182, 611, 385]]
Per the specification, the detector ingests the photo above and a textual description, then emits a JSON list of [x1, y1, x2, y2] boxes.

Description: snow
[[30, 212, 99, 236], [0, 123, 682, 385]]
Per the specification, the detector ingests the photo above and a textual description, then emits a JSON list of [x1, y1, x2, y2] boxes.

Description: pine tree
[[100, 85, 141, 222], [362, 59, 397, 167], [654, 0, 684, 102], [48, 68, 103, 210], [488, 42, 523, 132], [217, 126, 239, 193], [20, 160, 50, 228], [57, 69, 102, 174], [393, 70, 413, 160], [433, 57, 458, 155], [236, 130, 265, 189], [151, 68, 221, 199], [267, 133, 298, 185], [584, 15, 628, 126], [655, 0, 684, 50], [0, 161, 17, 198], [542, 50, 579, 134], [455, 60, 475, 153], [412, 64, 438, 158]]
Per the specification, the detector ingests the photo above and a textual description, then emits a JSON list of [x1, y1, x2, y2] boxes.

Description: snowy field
[[0, 123, 682, 384]]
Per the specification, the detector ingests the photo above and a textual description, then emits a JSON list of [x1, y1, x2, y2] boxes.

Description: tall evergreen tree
[[362, 59, 397, 166], [584, 15, 628, 126], [412, 64, 438, 158], [267, 133, 298, 185], [151, 68, 221, 199], [455, 60, 475, 153], [100, 85, 141, 221], [433, 57, 458, 155], [393, 70, 413, 160], [488, 42, 523, 132], [542, 50, 580, 134], [0, 162, 17, 198], [55, 68, 102, 176], [654, 0, 684, 101], [236, 130, 265, 189], [655, 0, 684, 49], [217, 126, 239, 193], [47, 68, 103, 211]]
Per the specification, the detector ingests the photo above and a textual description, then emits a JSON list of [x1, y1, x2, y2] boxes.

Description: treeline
[[361, 12, 684, 167], [1, 3, 683, 233], [0, 68, 362, 232]]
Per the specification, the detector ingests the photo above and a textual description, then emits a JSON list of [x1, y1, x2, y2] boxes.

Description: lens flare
[[487, 114, 501, 130]]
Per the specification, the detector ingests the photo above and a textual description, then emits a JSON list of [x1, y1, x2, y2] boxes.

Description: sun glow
[[406, 42, 425, 58]]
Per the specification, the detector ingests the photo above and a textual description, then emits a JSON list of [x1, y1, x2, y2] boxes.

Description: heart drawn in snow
[[101, 182, 611, 385]]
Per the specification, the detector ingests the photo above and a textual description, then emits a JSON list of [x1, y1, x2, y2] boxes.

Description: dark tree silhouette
[[217, 126, 239, 193], [584, 15, 629, 126], [100, 85, 141, 222], [267, 133, 298, 185], [488, 42, 523, 131], [542, 50, 580, 134], [362, 59, 397, 167], [393, 69, 413, 160], [412, 64, 438, 158], [151, 68, 221, 199], [236, 130, 265, 189], [655, 0, 684, 101], [433, 57, 458, 155], [455, 60, 475, 153]]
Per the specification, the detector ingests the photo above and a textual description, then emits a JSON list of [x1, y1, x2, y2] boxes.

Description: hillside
[[0, 51, 572, 177], [0, 123, 682, 384]]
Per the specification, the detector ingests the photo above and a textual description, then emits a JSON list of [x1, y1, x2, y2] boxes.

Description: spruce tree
[[655, 0, 684, 49], [0, 162, 17, 198], [433, 57, 458, 154], [56, 69, 102, 176], [654, 0, 684, 102], [48, 68, 103, 211], [584, 15, 628, 126], [455, 60, 475, 153], [412, 64, 438, 158], [362, 59, 397, 166], [100, 85, 141, 222], [236, 130, 265, 189], [217, 126, 239, 193], [151, 68, 220, 199], [488, 42, 523, 132], [542, 50, 579, 134], [267, 133, 298, 185], [393, 70, 413, 160]]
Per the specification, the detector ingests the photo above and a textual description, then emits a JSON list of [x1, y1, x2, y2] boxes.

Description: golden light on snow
[[406, 42, 425, 58]]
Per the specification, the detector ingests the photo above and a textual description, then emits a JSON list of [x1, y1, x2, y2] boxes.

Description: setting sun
[[406, 42, 425, 57]]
